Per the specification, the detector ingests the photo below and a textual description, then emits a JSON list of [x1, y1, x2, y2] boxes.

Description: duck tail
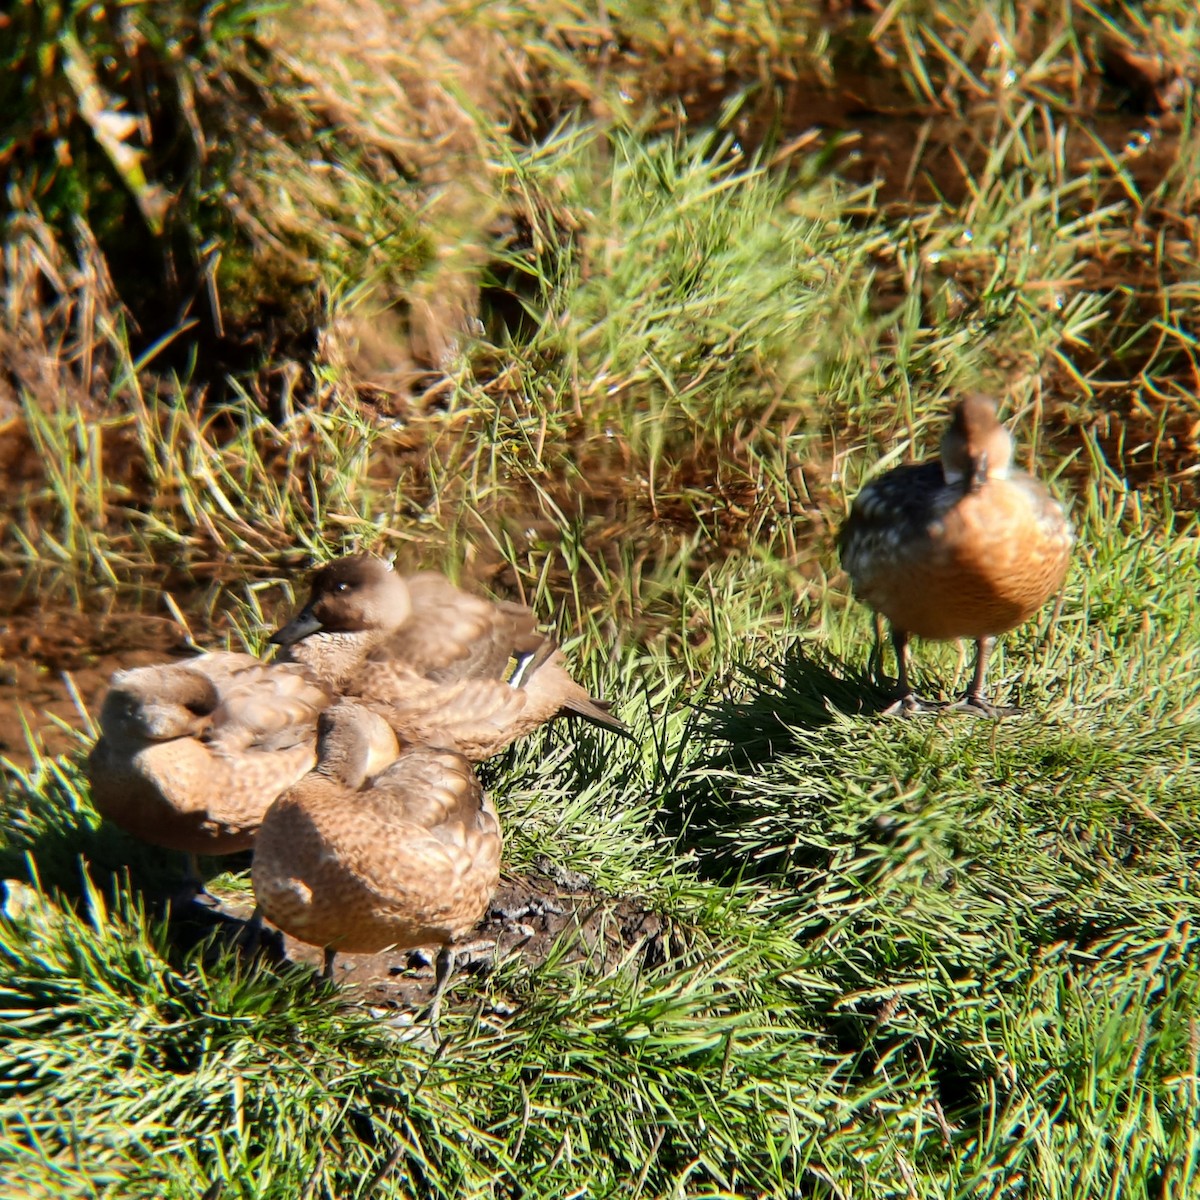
[[558, 693, 634, 738]]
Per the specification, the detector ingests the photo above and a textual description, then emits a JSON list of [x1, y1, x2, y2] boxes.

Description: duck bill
[[269, 605, 324, 646]]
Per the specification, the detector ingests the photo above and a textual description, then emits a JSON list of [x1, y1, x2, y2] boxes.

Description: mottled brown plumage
[[838, 395, 1073, 714], [251, 702, 501, 974], [270, 555, 628, 756], [87, 653, 331, 855]]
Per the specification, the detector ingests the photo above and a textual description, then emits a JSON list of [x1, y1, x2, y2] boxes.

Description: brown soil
[[2, 383, 1194, 771], [0, 590, 191, 763], [2, 78, 1197, 769], [203, 866, 668, 1023]]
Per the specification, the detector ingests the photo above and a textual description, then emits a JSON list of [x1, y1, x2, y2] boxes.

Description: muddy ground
[[172, 865, 670, 1023]]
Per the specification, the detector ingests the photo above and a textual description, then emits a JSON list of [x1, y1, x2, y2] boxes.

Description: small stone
[[494, 905, 524, 921], [1, 880, 43, 919]]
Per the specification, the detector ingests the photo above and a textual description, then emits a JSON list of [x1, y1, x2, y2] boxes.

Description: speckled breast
[[846, 477, 1071, 640]]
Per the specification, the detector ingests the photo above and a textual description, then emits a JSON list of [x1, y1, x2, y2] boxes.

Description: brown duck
[[87, 653, 331, 876], [251, 701, 501, 1014], [838, 395, 1073, 715], [270, 555, 629, 758]]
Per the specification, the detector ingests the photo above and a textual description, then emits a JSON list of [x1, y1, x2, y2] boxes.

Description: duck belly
[[88, 738, 273, 855], [851, 484, 1070, 640], [253, 806, 497, 955]]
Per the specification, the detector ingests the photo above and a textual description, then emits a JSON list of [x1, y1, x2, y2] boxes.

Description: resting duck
[[87, 653, 331, 882], [251, 701, 501, 1019], [838, 395, 1073, 715], [270, 555, 629, 757]]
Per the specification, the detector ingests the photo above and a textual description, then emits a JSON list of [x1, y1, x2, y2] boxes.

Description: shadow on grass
[[0, 754, 258, 945], [659, 642, 888, 878], [698, 640, 886, 766], [0, 753, 676, 1022]]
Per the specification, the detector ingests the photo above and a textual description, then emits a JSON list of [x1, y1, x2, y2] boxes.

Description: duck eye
[[335, 582, 349, 593]]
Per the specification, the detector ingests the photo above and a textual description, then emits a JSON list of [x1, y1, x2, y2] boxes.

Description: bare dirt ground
[[0, 594, 187, 761], [185, 866, 669, 1022]]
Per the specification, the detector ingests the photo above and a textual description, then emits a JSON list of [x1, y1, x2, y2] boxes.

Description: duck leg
[[236, 905, 264, 952], [169, 853, 217, 911], [322, 946, 338, 983], [233, 906, 287, 964], [425, 944, 457, 1037], [949, 637, 1021, 717], [881, 627, 945, 716], [868, 613, 887, 684]]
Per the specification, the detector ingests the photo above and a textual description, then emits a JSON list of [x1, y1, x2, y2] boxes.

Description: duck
[[251, 701, 501, 1020], [87, 652, 331, 883], [269, 555, 629, 758], [838, 394, 1073, 715]]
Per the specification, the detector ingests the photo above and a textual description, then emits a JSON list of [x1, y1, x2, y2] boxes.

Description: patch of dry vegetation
[[0, 0, 1197, 734]]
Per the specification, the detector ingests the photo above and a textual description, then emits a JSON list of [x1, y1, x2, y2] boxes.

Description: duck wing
[[203, 659, 331, 753], [367, 746, 494, 838], [374, 573, 544, 683], [838, 460, 951, 580]]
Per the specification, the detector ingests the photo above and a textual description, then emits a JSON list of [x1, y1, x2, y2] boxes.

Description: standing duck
[[838, 395, 1073, 715], [87, 653, 331, 884], [270, 555, 628, 757], [251, 701, 501, 1020]]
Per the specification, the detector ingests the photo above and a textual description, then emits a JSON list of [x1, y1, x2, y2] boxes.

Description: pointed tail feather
[[558, 693, 634, 738]]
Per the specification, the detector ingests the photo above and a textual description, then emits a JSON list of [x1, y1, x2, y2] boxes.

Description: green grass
[[2, 0, 1200, 1196]]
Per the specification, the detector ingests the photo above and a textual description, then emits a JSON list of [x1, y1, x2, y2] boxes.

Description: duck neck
[[282, 628, 381, 690]]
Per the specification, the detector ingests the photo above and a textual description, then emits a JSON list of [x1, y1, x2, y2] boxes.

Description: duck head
[[270, 555, 412, 648], [314, 700, 400, 790], [99, 664, 220, 744], [940, 394, 1014, 492]]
